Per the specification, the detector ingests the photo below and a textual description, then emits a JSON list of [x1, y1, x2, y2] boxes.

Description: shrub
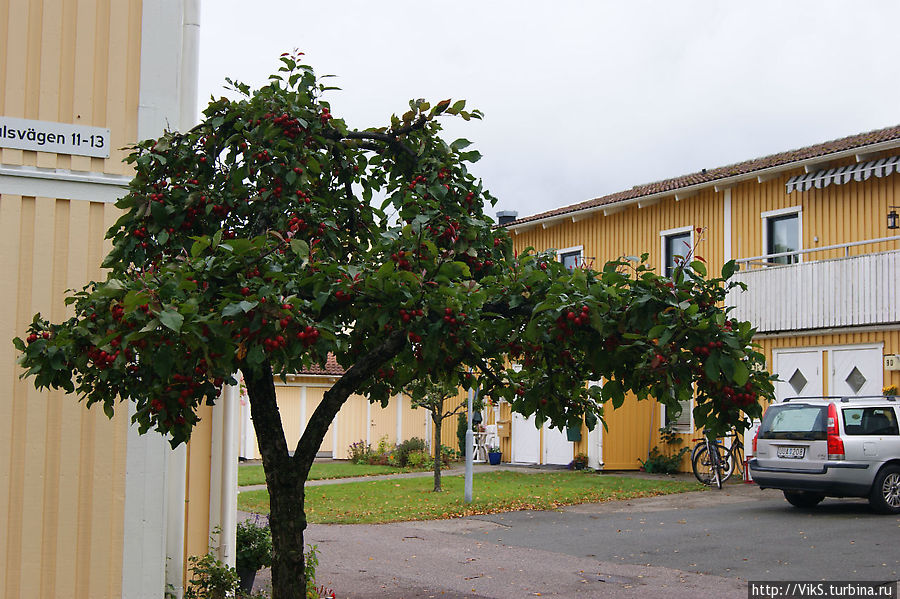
[[405, 449, 431, 468], [457, 413, 468, 455], [395, 437, 427, 467], [236, 517, 273, 573], [183, 552, 239, 599], [439, 444, 459, 465], [347, 440, 373, 464], [639, 446, 690, 474]]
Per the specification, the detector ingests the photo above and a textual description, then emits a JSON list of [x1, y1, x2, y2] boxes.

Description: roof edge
[[508, 132, 900, 231]]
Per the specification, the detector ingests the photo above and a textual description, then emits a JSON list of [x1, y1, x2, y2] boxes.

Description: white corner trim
[[0, 164, 129, 203], [723, 189, 732, 263], [121, 408, 171, 599]]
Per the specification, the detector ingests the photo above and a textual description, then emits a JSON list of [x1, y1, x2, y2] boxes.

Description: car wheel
[[869, 464, 900, 514], [783, 490, 824, 508]]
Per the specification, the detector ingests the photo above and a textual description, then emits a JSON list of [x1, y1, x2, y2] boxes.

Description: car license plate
[[777, 446, 806, 459]]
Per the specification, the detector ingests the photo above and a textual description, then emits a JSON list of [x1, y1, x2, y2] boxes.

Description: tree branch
[[292, 329, 408, 473]]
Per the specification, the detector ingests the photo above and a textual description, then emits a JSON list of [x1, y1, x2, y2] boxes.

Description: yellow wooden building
[[503, 125, 900, 471], [0, 2, 235, 598]]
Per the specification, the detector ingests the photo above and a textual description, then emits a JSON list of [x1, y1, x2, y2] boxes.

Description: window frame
[[557, 245, 583, 271], [659, 225, 694, 279], [661, 396, 694, 434], [761, 206, 802, 264]]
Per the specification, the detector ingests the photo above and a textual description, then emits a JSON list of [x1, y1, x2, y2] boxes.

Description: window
[[660, 227, 693, 278], [762, 207, 801, 264], [843, 407, 899, 436], [557, 246, 583, 271], [663, 398, 693, 433]]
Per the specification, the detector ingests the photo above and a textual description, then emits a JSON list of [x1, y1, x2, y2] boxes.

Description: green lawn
[[238, 462, 415, 486], [238, 470, 703, 524]]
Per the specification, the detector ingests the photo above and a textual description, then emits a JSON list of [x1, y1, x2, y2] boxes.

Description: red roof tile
[[512, 124, 900, 226], [296, 354, 345, 376]]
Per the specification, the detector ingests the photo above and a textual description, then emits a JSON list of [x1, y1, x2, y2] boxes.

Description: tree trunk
[[242, 330, 408, 598], [242, 362, 309, 599], [432, 412, 443, 492]]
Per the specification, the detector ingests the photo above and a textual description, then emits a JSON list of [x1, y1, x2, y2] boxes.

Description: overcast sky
[[198, 1, 900, 221]]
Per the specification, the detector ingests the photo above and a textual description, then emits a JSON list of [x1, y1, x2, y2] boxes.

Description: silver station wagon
[[749, 396, 900, 513]]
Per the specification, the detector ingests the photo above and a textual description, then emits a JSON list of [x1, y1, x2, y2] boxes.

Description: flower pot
[[488, 451, 502, 465], [237, 566, 257, 594], [566, 427, 582, 442]]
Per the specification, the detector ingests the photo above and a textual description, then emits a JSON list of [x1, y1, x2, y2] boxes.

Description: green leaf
[[703, 354, 720, 382], [222, 301, 258, 317], [290, 238, 310, 259], [721, 260, 737, 280], [158, 310, 184, 332], [648, 325, 667, 340], [690, 260, 707, 277], [732, 360, 749, 386], [191, 237, 211, 258], [451, 138, 472, 151]]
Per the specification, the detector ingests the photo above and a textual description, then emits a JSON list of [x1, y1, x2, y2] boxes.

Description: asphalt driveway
[[253, 474, 900, 598]]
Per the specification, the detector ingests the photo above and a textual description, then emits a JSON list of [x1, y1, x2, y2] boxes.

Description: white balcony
[[726, 242, 900, 334]]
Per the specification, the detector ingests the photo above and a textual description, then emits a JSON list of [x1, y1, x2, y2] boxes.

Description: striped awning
[[786, 156, 900, 193]]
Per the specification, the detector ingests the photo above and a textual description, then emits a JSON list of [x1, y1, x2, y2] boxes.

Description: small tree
[[405, 375, 472, 492], [15, 53, 773, 598]]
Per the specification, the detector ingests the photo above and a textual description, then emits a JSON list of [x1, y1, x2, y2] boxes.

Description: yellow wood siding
[[513, 187, 725, 281], [400, 395, 429, 446], [731, 159, 900, 262], [0, 0, 143, 174], [0, 196, 127, 599], [510, 155, 900, 471], [755, 330, 900, 396]]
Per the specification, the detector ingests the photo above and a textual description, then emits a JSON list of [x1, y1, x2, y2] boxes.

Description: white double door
[[773, 343, 883, 402], [510, 412, 573, 465]]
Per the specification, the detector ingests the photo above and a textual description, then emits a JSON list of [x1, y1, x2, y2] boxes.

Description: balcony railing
[[725, 238, 900, 333]]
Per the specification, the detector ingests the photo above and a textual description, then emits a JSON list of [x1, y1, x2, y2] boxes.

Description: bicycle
[[691, 432, 744, 488]]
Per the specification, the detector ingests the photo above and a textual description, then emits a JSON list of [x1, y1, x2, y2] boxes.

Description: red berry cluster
[[553, 305, 590, 340], [319, 107, 332, 124], [26, 332, 50, 343], [391, 250, 411, 270], [398, 307, 423, 323], [266, 112, 304, 139], [407, 174, 427, 190], [722, 382, 757, 407], [296, 325, 320, 346], [87, 346, 119, 370]]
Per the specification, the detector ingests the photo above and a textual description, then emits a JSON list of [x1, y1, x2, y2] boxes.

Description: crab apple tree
[[15, 53, 773, 599]]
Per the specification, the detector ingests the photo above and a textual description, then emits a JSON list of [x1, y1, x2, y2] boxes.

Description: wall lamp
[[889, 206, 900, 230]]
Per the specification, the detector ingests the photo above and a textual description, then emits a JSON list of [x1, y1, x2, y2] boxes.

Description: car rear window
[[842, 407, 899, 436], [759, 404, 827, 440]]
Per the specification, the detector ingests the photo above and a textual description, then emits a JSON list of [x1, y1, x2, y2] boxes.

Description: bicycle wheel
[[725, 442, 743, 481], [692, 443, 726, 487], [718, 443, 736, 483]]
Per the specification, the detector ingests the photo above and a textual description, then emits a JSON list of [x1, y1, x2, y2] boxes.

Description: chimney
[[496, 210, 518, 226]]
